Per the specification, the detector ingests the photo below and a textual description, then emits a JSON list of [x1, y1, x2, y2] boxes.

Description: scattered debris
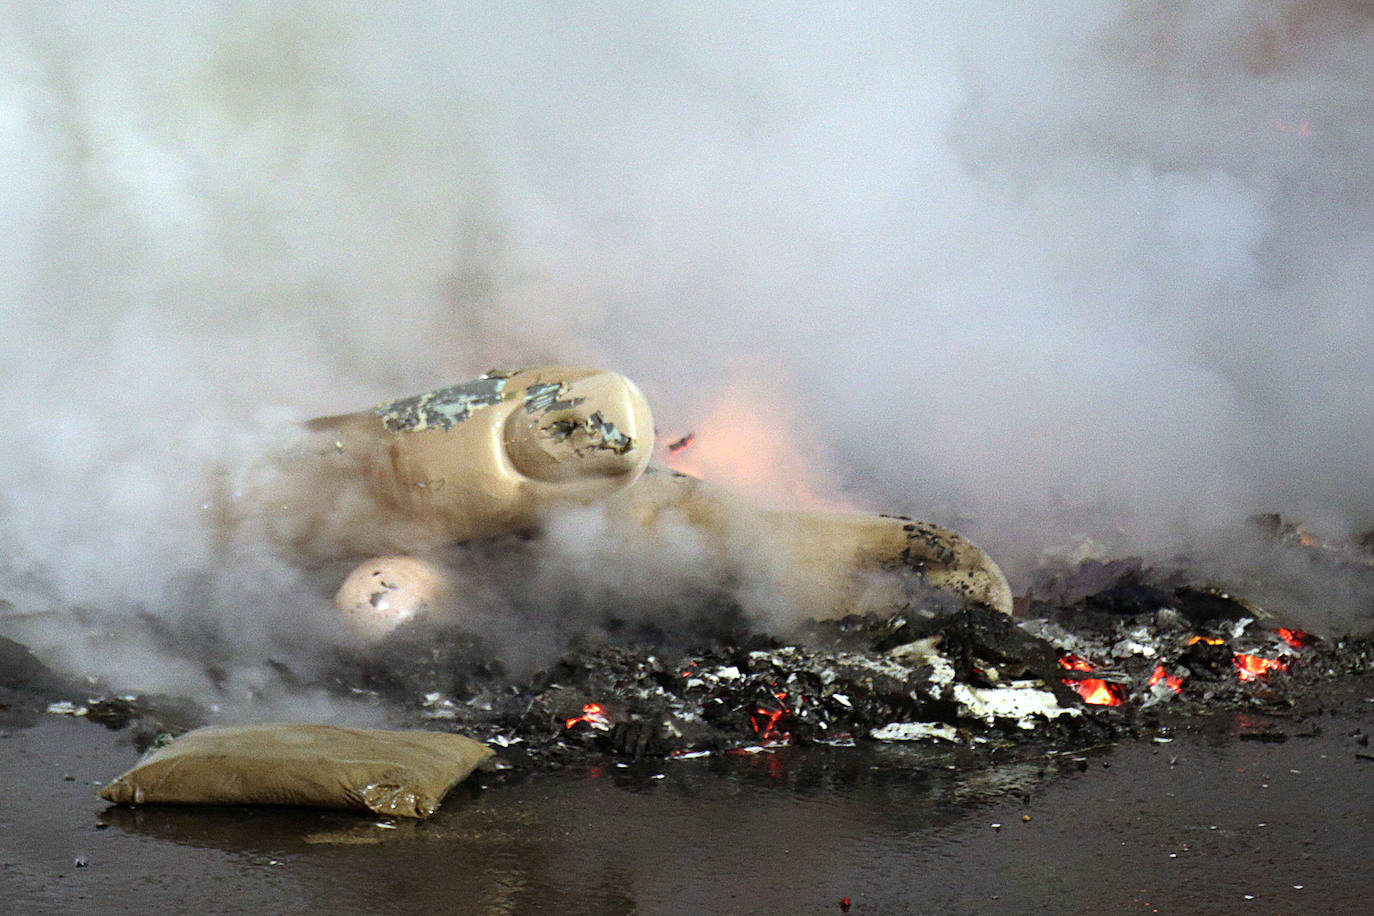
[[869, 722, 958, 742], [303, 559, 1355, 769], [21, 543, 1374, 779]]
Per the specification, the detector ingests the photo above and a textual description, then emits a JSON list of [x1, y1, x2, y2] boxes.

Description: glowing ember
[[565, 702, 612, 731], [1058, 655, 1125, 706], [1058, 654, 1095, 672], [1187, 635, 1226, 646], [1072, 678, 1125, 706], [750, 691, 791, 743], [1234, 654, 1288, 681], [1277, 627, 1317, 649], [1148, 664, 1184, 693]]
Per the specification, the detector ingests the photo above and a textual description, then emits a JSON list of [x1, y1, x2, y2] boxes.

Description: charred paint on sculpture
[[546, 411, 635, 456], [522, 380, 585, 415], [225, 367, 655, 560], [372, 376, 509, 433], [886, 517, 1014, 614]]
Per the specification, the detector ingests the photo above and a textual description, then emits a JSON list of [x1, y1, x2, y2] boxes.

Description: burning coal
[[749, 690, 793, 744], [1057, 655, 1125, 707], [1148, 664, 1183, 694], [1233, 654, 1287, 682], [565, 703, 612, 732], [271, 545, 1360, 768], [15, 513, 1374, 782]]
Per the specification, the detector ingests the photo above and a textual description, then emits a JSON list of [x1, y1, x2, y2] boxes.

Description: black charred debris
[[15, 552, 1374, 768], [323, 555, 1372, 768]]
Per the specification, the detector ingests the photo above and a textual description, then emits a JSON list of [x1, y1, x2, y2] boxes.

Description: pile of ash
[[19, 528, 1374, 768], [314, 557, 1366, 768]]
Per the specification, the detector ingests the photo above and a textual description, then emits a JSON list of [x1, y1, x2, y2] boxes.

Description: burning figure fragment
[[221, 366, 655, 562], [593, 467, 1014, 620], [223, 366, 1012, 638]]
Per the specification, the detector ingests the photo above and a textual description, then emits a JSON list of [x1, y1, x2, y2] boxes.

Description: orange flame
[[750, 691, 791, 742], [1187, 635, 1226, 646], [1234, 654, 1287, 681], [661, 375, 854, 512], [1059, 654, 1095, 672], [1073, 679, 1125, 706], [1277, 627, 1316, 649], [1149, 664, 1184, 693], [1058, 655, 1125, 706], [565, 702, 611, 730]]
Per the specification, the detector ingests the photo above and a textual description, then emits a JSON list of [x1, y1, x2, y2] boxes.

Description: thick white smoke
[[2, 1, 1372, 693]]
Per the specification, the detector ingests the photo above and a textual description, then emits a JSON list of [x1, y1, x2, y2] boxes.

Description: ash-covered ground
[[322, 575, 1366, 771], [10, 516, 1374, 777]]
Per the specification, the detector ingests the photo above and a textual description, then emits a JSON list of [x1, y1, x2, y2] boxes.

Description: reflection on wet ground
[[6, 680, 1374, 914]]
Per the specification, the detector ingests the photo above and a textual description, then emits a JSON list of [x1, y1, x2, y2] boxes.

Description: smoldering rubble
[[16, 522, 1374, 775]]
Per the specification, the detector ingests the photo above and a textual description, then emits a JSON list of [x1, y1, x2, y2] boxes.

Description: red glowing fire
[[750, 691, 791, 743], [1059, 654, 1095, 672], [1148, 664, 1184, 693], [1234, 654, 1288, 681], [1058, 654, 1124, 707], [1074, 679, 1125, 706], [565, 702, 612, 730], [1277, 627, 1316, 649]]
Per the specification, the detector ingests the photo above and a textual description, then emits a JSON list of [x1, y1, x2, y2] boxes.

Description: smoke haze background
[[2, 1, 1372, 696]]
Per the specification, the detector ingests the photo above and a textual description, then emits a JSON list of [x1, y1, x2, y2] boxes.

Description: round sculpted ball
[[334, 556, 451, 642]]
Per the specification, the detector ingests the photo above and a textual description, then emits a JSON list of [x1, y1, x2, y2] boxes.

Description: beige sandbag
[[98, 724, 493, 818], [222, 367, 654, 560], [602, 468, 1014, 618]]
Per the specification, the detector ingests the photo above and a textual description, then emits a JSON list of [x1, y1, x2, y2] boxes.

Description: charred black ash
[[23, 523, 1374, 770], [303, 553, 1371, 770]]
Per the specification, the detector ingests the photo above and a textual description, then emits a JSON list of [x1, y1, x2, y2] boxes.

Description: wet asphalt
[[3, 676, 1372, 915]]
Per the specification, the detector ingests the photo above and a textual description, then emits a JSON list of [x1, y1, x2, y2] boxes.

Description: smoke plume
[[3, 1, 1373, 697]]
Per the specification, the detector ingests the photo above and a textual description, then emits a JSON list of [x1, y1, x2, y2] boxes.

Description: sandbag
[[98, 723, 493, 818]]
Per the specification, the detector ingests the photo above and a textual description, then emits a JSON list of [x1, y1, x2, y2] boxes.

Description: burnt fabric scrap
[[98, 723, 493, 818]]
